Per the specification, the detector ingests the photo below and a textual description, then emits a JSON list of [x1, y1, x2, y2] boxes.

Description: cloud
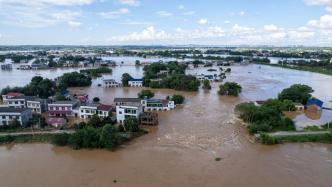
[[156, 11, 173, 17], [224, 20, 231, 24], [0, 0, 86, 27], [97, 8, 129, 19], [118, 0, 140, 6], [0, 0, 95, 7], [198, 19, 208, 25], [68, 20, 82, 27], [239, 11, 245, 16], [304, 0, 332, 6], [177, 5, 185, 10], [307, 14, 332, 29], [182, 11, 196, 16], [109, 26, 170, 42], [263, 24, 279, 32]]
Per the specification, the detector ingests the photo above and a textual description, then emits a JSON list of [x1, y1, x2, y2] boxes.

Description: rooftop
[[114, 98, 142, 103], [97, 104, 113, 111], [129, 78, 143, 82], [0, 107, 30, 113], [49, 100, 77, 105]]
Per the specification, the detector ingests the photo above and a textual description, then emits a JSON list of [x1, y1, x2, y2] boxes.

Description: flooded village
[[1, 47, 332, 187]]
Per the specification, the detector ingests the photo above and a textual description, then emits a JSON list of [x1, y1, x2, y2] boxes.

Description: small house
[[46, 118, 67, 128], [294, 103, 305, 111], [306, 98, 324, 111]]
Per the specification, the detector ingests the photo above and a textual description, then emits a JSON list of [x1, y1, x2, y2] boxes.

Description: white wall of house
[[116, 105, 142, 124], [3, 99, 26, 108], [27, 101, 42, 113], [128, 81, 143, 87], [79, 106, 97, 119]]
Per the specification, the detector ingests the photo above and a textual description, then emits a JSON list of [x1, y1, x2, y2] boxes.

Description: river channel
[[0, 63, 332, 187]]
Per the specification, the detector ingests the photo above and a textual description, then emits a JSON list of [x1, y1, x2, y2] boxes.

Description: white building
[[2, 93, 26, 108], [128, 78, 143, 87], [141, 99, 175, 111], [0, 107, 32, 126], [114, 98, 143, 124], [103, 78, 121, 87], [79, 103, 113, 119]]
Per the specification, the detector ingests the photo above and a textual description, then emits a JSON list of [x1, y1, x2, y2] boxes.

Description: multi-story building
[[141, 99, 175, 111], [128, 78, 143, 87], [114, 98, 143, 124], [48, 101, 78, 117], [25, 97, 48, 114], [2, 93, 26, 108], [0, 107, 32, 126], [2, 93, 48, 113], [103, 78, 121, 87], [79, 103, 113, 119]]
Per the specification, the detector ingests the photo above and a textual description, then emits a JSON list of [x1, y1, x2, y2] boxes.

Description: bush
[[124, 117, 139, 132], [202, 80, 211, 90], [99, 124, 119, 150], [260, 133, 280, 145], [93, 97, 100, 103], [171, 94, 185, 104], [52, 133, 70, 146], [218, 82, 242, 96], [138, 90, 154, 99]]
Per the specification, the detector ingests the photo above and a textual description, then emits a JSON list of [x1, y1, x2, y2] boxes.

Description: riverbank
[[254, 62, 332, 76], [0, 128, 148, 150], [257, 130, 332, 145]]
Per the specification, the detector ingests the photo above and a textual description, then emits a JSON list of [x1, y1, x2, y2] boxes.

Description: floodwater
[[1, 64, 332, 186]]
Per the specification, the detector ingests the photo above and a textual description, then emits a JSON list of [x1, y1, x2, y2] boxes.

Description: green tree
[[202, 80, 211, 90], [55, 91, 66, 101], [171, 94, 185, 104], [124, 117, 139, 132], [218, 82, 242, 96], [93, 97, 100, 103], [278, 84, 314, 104], [59, 72, 92, 88], [99, 124, 119, 150], [121, 73, 133, 87], [88, 114, 102, 128], [138, 89, 154, 99]]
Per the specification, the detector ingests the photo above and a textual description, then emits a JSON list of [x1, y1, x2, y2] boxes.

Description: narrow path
[[268, 131, 330, 137], [0, 130, 75, 137]]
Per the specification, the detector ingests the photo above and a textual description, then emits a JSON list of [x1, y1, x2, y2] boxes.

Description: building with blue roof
[[306, 98, 324, 111]]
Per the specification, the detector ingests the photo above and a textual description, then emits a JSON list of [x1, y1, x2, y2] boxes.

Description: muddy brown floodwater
[[1, 64, 332, 187]]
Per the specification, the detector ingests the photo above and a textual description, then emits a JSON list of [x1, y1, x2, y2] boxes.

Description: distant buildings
[[0, 107, 32, 126], [128, 78, 143, 87], [0, 63, 13, 70]]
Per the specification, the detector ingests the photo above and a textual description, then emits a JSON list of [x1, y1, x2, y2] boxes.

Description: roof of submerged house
[[97, 104, 113, 111], [46, 118, 66, 124], [129, 78, 143, 82], [0, 107, 30, 113], [307, 98, 324, 107]]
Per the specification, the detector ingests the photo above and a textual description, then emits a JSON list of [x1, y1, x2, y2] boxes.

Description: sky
[[0, 0, 332, 46]]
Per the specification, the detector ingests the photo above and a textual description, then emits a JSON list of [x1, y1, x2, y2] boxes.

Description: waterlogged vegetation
[[235, 100, 296, 134], [218, 82, 242, 96], [0, 115, 147, 151], [170, 94, 185, 104], [143, 62, 201, 91], [80, 67, 112, 77]]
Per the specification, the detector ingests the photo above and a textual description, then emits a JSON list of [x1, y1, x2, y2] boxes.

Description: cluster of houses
[[0, 91, 176, 128], [102, 78, 143, 88], [254, 98, 324, 112]]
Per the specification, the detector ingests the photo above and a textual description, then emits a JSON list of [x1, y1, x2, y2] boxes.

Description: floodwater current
[[0, 64, 332, 187]]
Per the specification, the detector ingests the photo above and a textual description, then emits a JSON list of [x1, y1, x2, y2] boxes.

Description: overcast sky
[[1, 0, 332, 46]]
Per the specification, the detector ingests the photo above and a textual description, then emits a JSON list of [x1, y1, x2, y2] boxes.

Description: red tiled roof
[[97, 104, 113, 111], [47, 118, 66, 124], [6, 92, 23, 97]]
